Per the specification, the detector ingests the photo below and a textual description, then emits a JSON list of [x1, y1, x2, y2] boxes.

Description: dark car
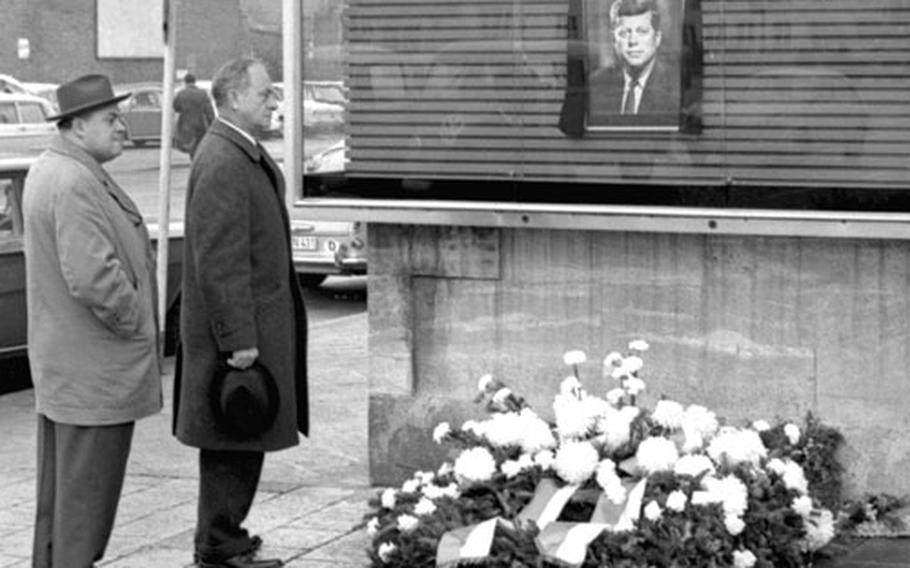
[[0, 156, 183, 368]]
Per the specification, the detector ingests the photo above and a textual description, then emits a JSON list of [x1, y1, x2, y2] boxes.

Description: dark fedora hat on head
[[211, 360, 280, 440], [46, 74, 131, 121]]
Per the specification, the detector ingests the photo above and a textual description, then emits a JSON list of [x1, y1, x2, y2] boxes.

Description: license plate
[[292, 236, 317, 251]]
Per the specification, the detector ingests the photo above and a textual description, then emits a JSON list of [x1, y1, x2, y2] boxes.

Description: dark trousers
[[33, 415, 134, 568], [194, 448, 265, 562]]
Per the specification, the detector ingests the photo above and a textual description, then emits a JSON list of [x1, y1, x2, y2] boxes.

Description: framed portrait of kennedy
[[558, 0, 702, 136]]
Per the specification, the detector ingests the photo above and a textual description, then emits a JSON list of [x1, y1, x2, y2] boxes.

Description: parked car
[[274, 81, 345, 135], [0, 156, 184, 363], [294, 139, 365, 287], [116, 82, 168, 147], [0, 74, 31, 96], [22, 82, 59, 113], [0, 93, 56, 155]]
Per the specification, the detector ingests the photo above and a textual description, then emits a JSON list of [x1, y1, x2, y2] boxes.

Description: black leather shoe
[[194, 535, 263, 564], [197, 552, 283, 568]]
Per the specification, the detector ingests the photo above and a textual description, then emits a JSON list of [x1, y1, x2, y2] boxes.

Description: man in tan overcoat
[[173, 57, 308, 568], [23, 74, 162, 568]]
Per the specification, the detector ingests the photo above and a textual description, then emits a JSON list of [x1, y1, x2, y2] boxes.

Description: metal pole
[[157, 0, 178, 348], [282, 0, 302, 211]]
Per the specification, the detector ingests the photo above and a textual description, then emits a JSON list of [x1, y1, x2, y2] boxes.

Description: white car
[[0, 93, 56, 155], [293, 140, 365, 287], [0, 74, 31, 96]]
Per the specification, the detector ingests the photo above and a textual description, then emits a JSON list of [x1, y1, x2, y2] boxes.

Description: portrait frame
[[558, 0, 703, 137]]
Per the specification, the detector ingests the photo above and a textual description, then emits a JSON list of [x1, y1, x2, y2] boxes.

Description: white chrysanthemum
[[792, 495, 813, 517], [595, 459, 618, 488], [397, 514, 419, 533], [453, 447, 497, 483], [666, 490, 688, 512], [501, 459, 522, 479], [414, 497, 437, 516], [636, 436, 679, 474], [553, 441, 600, 485], [707, 427, 767, 467], [691, 490, 722, 506], [621, 355, 644, 374], [733, 549, 757, 568], [416, 470, 435, 485], [563, 350, 587, 366], [516, 452, 535, 470], [628, 339, 650, 352], [517, 409, 557, 453], [752, 419, 770, 432], [652, 399, 685, 430], [422, 483, 445, 500], [605, 388, 625, 406], [477, 374, 494, 392], [725, 514, 746, 535], [534, 449, 555, 470], [442, 483, 461, 499], [611, 366, 629, 380], [644, 500, 663, 521], [366, 517, 380, 536], [599, 406, 634, 450], [704, 475, 749, 517], [801, 509, 835, 552], [432, 422, 451, 444], [595, 459, 626, 504], [437, 462, 454, 477], [673, 454, 715, 478], [482, 412, 526, 448], [401, 479, 419, 493], [378, 541, 397, 563], [380, 488, 397, 509], [461, 419, 483, 436], [560, 376, 583, 397], [784, 423, 801, 445], [683, 405, 719, 440], [554, 394, 593, 439], [603, 351, 623, 368], [767, 458, 809, 494], [681, 424, 704, 454], [625, 377, 646, 396]]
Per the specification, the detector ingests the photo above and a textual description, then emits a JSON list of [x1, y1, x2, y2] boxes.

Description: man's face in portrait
[[612, 11, 662, 74]]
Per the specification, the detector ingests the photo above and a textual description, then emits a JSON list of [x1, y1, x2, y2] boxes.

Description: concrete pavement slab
[[0, 312, 375, 567]]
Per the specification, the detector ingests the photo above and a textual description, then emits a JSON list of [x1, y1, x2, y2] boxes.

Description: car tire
[[297, 274, 328, 288]]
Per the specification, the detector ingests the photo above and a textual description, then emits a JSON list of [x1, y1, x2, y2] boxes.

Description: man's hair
[[184, 73, 196, 85], [609, 0, 662, 32], [210, 57, 263, 109]]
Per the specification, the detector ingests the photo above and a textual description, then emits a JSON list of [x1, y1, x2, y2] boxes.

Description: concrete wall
[[367, 223, 910, 496]]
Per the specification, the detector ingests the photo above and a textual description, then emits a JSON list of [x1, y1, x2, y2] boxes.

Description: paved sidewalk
[[0, 313, 374, 568]]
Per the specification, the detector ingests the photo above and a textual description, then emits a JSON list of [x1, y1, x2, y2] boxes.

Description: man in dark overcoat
[[173, 57, 307, 568], [173, 73, 215, 157]]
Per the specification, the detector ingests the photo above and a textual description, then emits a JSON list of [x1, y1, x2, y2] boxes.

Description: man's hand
[[227, 347, 259, 370]]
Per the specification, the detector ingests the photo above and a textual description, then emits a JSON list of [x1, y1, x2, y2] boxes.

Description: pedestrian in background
[[173, 73, 215, 158], [173, 57, 308, 568], [22, 74, 162, 568]]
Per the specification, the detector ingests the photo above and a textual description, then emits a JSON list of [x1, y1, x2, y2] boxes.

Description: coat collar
[[211, 118, 262, 161], [209, 119, 285, 199], [46, 134, 144, 225]]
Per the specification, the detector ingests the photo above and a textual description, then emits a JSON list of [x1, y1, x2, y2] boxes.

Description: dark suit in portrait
[[588, 57, 679, 128]]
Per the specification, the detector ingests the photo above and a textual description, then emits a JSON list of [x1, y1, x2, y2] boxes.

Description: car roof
[[0, 92, 54, 104]]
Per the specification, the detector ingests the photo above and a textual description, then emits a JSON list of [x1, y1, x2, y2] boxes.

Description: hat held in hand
[[47, 74, 131, 121], [211, 360, 280, 440]]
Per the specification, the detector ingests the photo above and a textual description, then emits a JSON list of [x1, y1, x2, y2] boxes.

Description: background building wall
[[367, 223, 910, 497], [0, 0, 281, 84]]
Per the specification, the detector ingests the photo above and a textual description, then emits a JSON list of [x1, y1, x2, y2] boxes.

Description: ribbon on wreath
[[435, 477, 647, 568]]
